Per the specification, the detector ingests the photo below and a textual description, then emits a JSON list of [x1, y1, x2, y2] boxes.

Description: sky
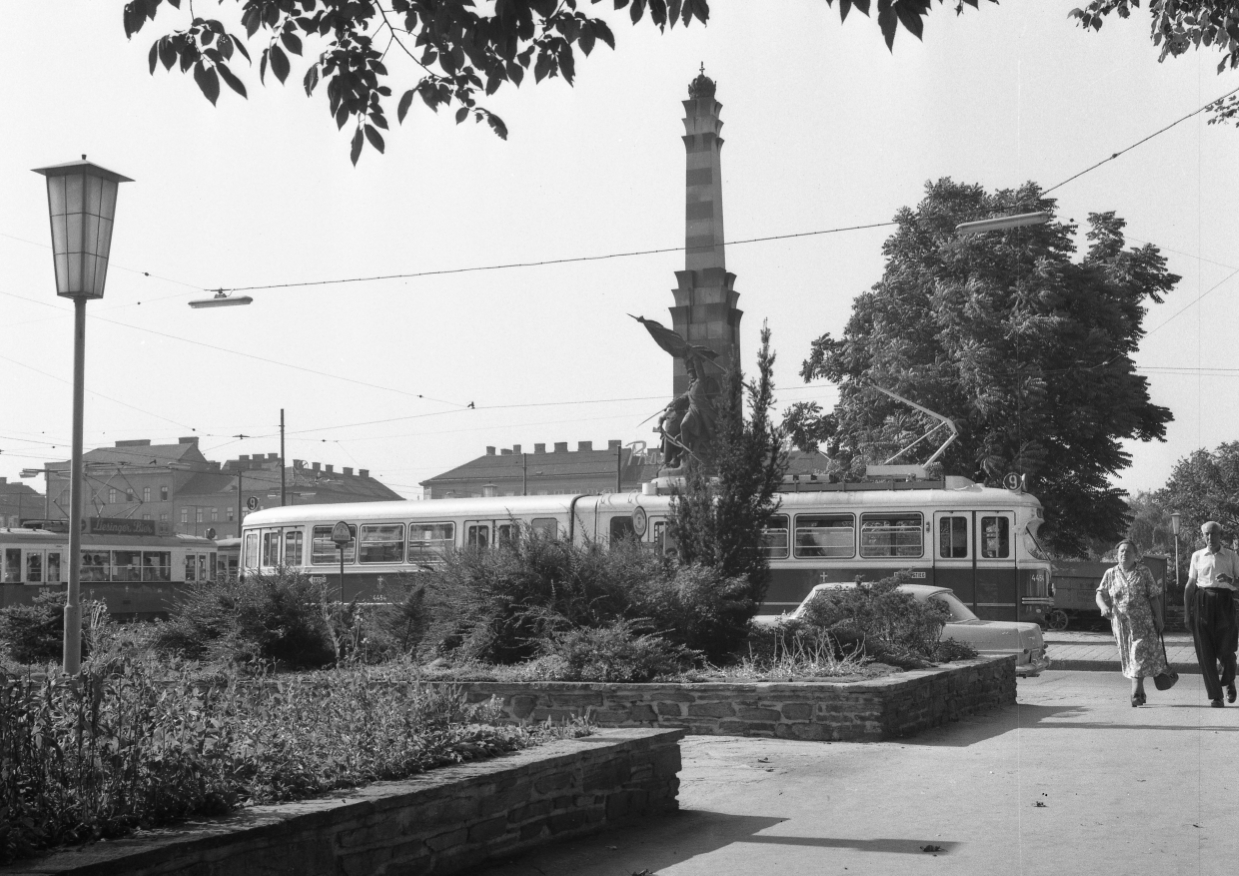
[[1, 2, 1236, 504]]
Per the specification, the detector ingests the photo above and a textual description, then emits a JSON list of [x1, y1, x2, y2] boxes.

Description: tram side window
[[795, 514, 855, 558], [284, 531, 303, 566], [26, 551, 43, 584], [186, 553, 197, 582], [3, 549, 20, 583], [609, 517, 635, 544], [408, 523, 454, 562], [939, 516, 968, 559], [144, 551, 171, 582], [47, 552, 61, 584], [860, 513, 923, 558], [531, 517, 558, 539], [980, 517, 1010, 559], [360, 523, 404, 564], [497, 522, 520, 546], [262, 531, 282, 567], [82, 552, 110, 582], [198, 554, 209, 582], [311, 524, 356, 564], [113, 550, 142, 582], [467, 524, 490, 549], [760, 514, 790, 559]]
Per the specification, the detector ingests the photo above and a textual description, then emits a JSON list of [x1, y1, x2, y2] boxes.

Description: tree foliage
[[1156, 442, 1239, 545], [670, 324, 790, 612], [1070, 0, 1239, 124], [785, 179, 1178, 554], [122, 0, 992, 162]]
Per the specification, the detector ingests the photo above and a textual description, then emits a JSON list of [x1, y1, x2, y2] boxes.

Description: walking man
[[1184, 521, 1239, 707]]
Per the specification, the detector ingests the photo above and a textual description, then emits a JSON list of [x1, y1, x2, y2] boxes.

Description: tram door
[[974, 511, 1017, 621], [933, 512, 974, 607]]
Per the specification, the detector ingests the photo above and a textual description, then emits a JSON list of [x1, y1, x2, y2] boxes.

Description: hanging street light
[[32, 157, 132, 675], [189, 289, 253, 309], [1171, 511, 1182, 597], [955, 211, 1051, 236]]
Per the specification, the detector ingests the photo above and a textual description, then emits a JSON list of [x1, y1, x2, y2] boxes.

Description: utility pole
[[280, 409, 286, 507], [522, 453, 527, 496], [234, 434, 249, 538]]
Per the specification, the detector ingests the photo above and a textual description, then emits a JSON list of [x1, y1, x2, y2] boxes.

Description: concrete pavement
[[1044, 629, 1202, 673], [474, 671, 1239, 876]]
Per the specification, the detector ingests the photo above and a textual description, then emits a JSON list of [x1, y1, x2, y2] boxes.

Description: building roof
[[420, 441, 649, 493], [47, 438, 208, 472], [179, 467, 403, 502]]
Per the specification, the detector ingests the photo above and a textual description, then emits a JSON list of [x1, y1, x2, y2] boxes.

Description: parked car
[[781, 582, 1052, 677]]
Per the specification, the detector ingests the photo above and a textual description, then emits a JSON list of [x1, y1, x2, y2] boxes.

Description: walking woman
[[1095, 540, 1166, 706]]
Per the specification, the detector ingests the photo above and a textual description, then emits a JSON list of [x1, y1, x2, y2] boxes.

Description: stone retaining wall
[[2, 728, 683, 876], [451, 656, 1015, 742]]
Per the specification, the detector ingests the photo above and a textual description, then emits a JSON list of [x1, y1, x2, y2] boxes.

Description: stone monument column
[[669, 68, 743, 398]]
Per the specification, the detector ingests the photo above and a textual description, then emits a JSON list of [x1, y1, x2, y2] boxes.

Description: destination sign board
[[86, 518, 157, 537]]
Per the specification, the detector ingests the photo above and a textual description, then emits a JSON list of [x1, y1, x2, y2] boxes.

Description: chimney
[[482, 484, 497, 498], [512, 444, 521, 454], [578, 441, 593, 452], [311, 462, 320, 472], [554, 442, 568, 453], [359, 469, 369, 478], [608, 439, 622, 450], [343, 467, 354, 476], [326, 465, 334, 474], [534, 443, 546, 454], [178, 436, 199, 446], [239, 455, 250, 462], [486, 446, 496, 456], [500, 449, 512, 456], [267, 453, 278, 461]]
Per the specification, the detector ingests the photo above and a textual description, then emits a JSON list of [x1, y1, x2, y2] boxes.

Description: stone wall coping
[[454, 656, 1015, 694], [2, 728, 685, 876]]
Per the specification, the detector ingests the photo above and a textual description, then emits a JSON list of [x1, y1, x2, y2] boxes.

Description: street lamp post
[[1171, 511, 1182, 594], [33, 158, 131, 675]]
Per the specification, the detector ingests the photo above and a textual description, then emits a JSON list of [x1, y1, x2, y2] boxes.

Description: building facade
[[0, 478, 45, 528], [42, 438, 403, 539], [420, 440, 658, 499]]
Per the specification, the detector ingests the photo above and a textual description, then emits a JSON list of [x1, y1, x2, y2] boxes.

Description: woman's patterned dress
[[1096, 564, 1167, 679]]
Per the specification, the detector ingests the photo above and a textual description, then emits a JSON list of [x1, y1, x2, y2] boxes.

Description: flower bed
[[445, 656, 1016, 742], [1, 728, 684, 876]]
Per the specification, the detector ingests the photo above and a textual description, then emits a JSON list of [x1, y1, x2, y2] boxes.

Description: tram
[[240, 474, 1053, 623], [0, 518, 220, 619]]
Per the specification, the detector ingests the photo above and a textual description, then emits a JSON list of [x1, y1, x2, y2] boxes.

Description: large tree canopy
[[1156, 442, 1239, 542], [122, 0, 992, 163], [784, 178, 1178, 554]]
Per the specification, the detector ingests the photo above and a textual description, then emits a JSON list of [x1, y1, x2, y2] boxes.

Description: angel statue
[[630, 315, 720, 472]]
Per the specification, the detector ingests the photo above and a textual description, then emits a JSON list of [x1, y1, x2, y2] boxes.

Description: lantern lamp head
[[32, 159, 132, 300]]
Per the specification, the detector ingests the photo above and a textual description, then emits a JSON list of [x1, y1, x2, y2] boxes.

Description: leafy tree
[[1069, 0, 1239, 124], [1157, 442, 1239, 546], [122, 0, 992, 163], [670, 324, 790, 620], [784, 178, 1178, 555]]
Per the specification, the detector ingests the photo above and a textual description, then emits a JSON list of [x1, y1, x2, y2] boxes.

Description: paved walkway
[[475, 671, 1239, 876], [1044, 630, 1202, 673]]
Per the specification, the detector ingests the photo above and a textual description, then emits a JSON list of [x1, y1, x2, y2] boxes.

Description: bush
[[155, 572, 337, 668], [0, 592, 98, 665], [533, 619, 699, 682]]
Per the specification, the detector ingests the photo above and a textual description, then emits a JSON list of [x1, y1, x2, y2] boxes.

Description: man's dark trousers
[[1193, 588, 1237, 701]]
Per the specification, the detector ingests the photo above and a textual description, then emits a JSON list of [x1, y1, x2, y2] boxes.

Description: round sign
[[330, 520, 352, 547], [1003, 472, 1022, 492], [632, 505, 648, 537], [246, 496, 260, 511]]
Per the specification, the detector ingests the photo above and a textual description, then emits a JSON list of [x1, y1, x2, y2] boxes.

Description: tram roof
[[0, 528, 219, 548]]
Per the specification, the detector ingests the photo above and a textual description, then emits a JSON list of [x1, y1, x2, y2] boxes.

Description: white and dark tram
[[240, 475, 1053, 624]]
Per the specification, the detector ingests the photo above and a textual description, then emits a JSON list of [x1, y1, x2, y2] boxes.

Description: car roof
[[805, 582, 951, 598]]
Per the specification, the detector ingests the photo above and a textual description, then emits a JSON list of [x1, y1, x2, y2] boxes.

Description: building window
[[143, 487, 151, 502], [108, 488, 117, 504], [180, 508, 188, 524], [160, 486, 169, 501], [211, 507, 219, 522], [226, 507, 235, 522], [142, 514, 151, 521], [159, 513, 168, 522], [196, 508, 203, 524]]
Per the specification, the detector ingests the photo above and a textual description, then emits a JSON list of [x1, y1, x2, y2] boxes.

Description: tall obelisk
[[669, 68, 742, 398]]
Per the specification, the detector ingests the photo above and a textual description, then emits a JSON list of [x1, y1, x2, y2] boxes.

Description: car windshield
[[930, 592, 979, 622]]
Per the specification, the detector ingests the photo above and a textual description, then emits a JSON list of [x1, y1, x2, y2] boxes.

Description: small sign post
[[331, 521, 351, 602]]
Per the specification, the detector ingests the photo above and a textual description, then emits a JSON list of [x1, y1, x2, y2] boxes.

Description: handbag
[[1153, 629, 1179, 691]]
